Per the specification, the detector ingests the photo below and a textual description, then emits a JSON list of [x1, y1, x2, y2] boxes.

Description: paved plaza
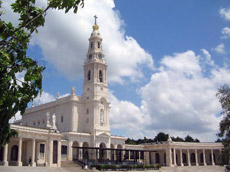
[[0, 166, 225, 172]]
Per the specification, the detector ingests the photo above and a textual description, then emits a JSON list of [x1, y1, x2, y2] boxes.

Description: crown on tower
[[92, 15, 99, 30]]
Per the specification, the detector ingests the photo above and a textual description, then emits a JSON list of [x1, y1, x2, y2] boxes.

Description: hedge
[[91, 164, 161, 171]]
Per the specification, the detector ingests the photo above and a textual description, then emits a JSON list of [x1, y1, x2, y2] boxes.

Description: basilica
[[0, 19, 222, 168]]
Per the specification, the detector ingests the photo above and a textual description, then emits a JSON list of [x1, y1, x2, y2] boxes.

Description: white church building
[[0, 19, 222, 168]]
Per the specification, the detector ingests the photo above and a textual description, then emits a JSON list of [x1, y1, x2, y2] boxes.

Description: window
[[100, 109, 104, 125], [87, 71, 91, 80], [61, 116, 64, 123], [91, 42, 93, 49], [40, 144, 45, 158], [86, 108, 89, 114], [99, 70, 103, 82], [38, 121, 40, 125], [98, 42, 100, 48], [61, 145, 67, 158], [33, 122, 35, 126]]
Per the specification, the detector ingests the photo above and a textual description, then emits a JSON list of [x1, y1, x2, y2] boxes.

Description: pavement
[[0, 166, 225, 172]]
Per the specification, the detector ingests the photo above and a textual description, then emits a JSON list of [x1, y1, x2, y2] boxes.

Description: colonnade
[[1, 137, 62, 167], [164, 148, 221, 167]]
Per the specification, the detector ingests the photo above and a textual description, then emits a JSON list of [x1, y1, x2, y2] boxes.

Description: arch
[[87, 70, 91, 80], [110, 144, 115, 161], [190, 153, 195, 163], [99, 143, 106, 161], [83, 142, 89, 147], [182, 153, 187, 164], [72, 141, 79, 160], [11, 145, 18, 161], [99, 70, 103, 82], [82, 142, 89, 162], [116, 144, 122, 162], [100, 97, 107, 104], [117, 144, 122, 149], [155, 153, 160, 164], [200, 153, 204, 163]]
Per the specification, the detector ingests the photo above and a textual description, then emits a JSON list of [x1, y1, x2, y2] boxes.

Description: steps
[[61, 160, 82, 168]]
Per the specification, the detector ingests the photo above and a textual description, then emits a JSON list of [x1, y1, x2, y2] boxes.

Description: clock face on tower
[[89, 54, 93, 60], [98, 53, 102, 59]]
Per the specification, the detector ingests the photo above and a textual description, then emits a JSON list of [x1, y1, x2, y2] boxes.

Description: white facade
[[0, 21, 222, 168]]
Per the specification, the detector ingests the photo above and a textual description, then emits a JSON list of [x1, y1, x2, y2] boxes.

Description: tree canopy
[[217, 84, 230, 165], [0, 0, 84, 146], [125, 132, 200, 145]]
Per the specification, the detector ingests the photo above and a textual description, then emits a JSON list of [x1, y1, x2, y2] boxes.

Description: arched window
[[99, 70, 103, 82], [155, 153, 160, 164], [98, 42, 100, 48], [91, 42, 93, 49], [100, 109, 104, 124], [87, 71, 91, 81], [11, 145, 18, 161]]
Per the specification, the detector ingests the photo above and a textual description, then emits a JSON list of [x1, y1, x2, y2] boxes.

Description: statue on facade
[[46, 112, 51, 129], [71, 87, 76, 96], [52, 113, 57, 130]]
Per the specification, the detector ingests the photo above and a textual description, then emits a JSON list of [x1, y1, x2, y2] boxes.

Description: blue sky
[[3, 0, 230, 141]]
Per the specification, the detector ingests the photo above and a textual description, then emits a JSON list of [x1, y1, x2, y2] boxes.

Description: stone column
[[139, 151, 141, 162], [46, 139, 53, 167], [187, 149, 191, 166], [211, 149, 215, 166], [3, 144, 8, 166], [173, 148, 177, 166], [79, 142, 83, 160], [128, 151, 130, 160], [68, 141, 73, 161], [18, 137, 22, 166], [31, 138, 36, 167], [203, 149, 207, 166], [58, 140, 61, 167], [166, 148, 172, 167], [195, 149, 198, 166], [180, 149, 183, 166]]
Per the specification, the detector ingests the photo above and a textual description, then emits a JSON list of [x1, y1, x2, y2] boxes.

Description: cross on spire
[[94, 15, 98, 25]]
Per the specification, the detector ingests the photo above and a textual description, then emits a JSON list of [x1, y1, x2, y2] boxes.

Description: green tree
[[0, 0, 84, 146], [217, 85, 230, 165], [153, 132, 168, 142], [184, 135, 199, 142], [172, 136, 184, 142]]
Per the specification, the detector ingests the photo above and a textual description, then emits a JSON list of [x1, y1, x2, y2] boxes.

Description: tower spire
[[92, 15, 99, 30], [94, 15, 98, 25]]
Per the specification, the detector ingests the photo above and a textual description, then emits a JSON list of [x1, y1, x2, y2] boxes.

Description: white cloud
[[138, 50, 230, 141], [34, 91, 55, 105], [109, 92, 151, 138], [214, 43, 226, 54], [9, 111, 22, 123], [201, 49, 214, 66], [219, 8, 230, 21], [30, 0, 153, 84], [221, 27, 230, 39]]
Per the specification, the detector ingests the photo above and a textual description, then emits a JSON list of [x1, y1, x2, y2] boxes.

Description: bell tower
[[82, 16, 110, 137]]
